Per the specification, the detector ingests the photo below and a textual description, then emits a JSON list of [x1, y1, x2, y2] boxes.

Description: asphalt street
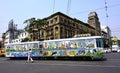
[[0, 53, 120, 73]]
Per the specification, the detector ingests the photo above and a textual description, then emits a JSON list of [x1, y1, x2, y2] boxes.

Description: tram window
[[96, 39, 102, 47], [97, 39, 99, 47], [39, 45, 43, 50], [39, 45, 43, 48], [96, 40, 99, 47]]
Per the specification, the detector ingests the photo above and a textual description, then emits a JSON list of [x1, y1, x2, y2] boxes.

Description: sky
[[0, 0, 120, 40]]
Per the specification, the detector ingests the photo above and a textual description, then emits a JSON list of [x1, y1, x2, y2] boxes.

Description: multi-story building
[[1, 33, 5, 48], [29, 12, 101, 41], [0, 41, 1, 48], [88, 12, 101, 36], [11, 30, 29, 43], [101, 25, 112, 48], [4, 20, 19, 44]]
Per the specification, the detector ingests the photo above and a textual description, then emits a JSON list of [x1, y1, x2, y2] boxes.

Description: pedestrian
[[27, 49, 34, 63]]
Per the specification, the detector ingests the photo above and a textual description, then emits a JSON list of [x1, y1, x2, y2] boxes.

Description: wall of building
[[28, 12, 101, 41]]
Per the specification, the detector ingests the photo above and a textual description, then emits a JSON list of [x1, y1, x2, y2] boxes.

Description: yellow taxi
[[0, 49, 5, 57]]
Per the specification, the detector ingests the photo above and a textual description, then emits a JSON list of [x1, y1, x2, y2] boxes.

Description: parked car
[[0, 49, 5, 57], [112, 45, 120, 52], [112, 47, 120, 52], [104, 48, 111, 53], [117, 48, 120, 53]]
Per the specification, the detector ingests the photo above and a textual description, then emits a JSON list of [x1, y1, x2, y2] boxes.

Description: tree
[[24, 18, 48, 41], [21, 37, 30, 42], [24, 17, 36, 33], [35, 19, 48, 41]]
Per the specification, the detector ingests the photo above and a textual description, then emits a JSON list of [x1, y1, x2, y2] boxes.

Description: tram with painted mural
[[5, 36, 105, 60], [5, 41, 41, 59], [41, 36, 104, 60]]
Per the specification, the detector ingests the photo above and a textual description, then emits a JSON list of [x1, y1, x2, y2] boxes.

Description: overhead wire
[[104, 0, 109, 26], [69, 1, 120, 33], [53, 0, 55, 13], [66, 0, 71, 15], [70, 3, 120, 15]]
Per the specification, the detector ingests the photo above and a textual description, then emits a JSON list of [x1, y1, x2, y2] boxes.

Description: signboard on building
[[74, 34, 91, 37]]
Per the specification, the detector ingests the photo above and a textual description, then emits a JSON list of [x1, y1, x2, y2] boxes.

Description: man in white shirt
[[27, 49, 34, 63]]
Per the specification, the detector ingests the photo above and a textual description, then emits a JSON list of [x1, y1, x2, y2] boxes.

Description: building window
[[54, 17, 58, 22], [22, 34, 23, 37], [25, 32, 26, 35], [50, 20, 53, 24], [47, 21, 49, 25], [51, 28, 54, 36], [41, 31, 44, 37], [55, 26, 58, 31], [64, 19, 67, 23], [60, 17, 63, 22], [73, 24, 75, 26], [60, 27, 63, 33]]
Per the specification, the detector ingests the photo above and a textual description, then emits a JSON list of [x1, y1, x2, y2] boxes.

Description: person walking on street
[[27, 49, 34, 63]]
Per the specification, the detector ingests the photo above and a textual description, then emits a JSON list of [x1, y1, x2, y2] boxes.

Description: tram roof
[[43, 36, 103, 42]]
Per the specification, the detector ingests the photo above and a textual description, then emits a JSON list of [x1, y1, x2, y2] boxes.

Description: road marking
[[1, 58, 120, 68], [108, 59, 120, 61], [24, 62, 120, 68]]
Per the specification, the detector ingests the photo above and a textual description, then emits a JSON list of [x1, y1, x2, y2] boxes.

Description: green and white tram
[[5, 36, 105, 60], [5, 41, 40, 58], [41, 36, 104, 60]]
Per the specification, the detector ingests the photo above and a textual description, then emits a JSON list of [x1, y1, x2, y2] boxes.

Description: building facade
[[1, 19, 26, 45], [11, 30, 29, 43], [1, 12, 112, 49], [1, 33, 5, 48], [88, 12, 101, 36], [29, 12, 101, 41], [101, 25, 112, 48]]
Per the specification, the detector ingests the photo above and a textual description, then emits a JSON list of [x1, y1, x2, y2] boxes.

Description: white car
[[118, 50, 120, 52], [104, 48, 111, 53], [112, 47, 119, 52], [117, 49, 120, 52], [112, 45, 120, 52]]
